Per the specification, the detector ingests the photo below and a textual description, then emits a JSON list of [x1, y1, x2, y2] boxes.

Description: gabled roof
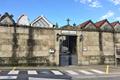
[[31, 15, 53, 27], [111, 21, 120, 27], [78, 20, 96, 29], [17, 14, 30, 25], [95, 19, 113, 29], [95, 19, 114, 31], [0, 12, 15, 24], [95, 19, 108, 28]]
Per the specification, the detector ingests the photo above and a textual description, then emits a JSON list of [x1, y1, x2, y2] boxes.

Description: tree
[[55, 23, 59, 28]]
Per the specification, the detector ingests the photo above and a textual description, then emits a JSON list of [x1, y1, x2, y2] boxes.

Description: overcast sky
[[0, 0, 120, 26]]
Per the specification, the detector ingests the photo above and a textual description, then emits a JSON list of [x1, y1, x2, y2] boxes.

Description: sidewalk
[[0, 64, 120, 70], [0, 65, 120, 76]]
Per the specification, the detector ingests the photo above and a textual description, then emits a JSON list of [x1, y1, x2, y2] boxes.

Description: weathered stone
[[82, 61, 90, 65], [0, 25, 118, 66]]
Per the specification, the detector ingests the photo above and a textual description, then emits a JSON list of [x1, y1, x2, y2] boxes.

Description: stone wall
[[79, 31, 115, 65], [115, 33, 120, 43], [102, 32, 115, 64], [79, 31, 100, 65], [0, 25, 118, 66], [0, 26, 56, 66]]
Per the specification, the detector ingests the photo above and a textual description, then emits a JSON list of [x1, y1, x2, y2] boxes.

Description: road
[[0, 69, 71, 80], [0, 65, 120, 80]]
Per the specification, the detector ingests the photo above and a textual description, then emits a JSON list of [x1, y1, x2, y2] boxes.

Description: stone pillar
[[77, 31, 83, 65], [54, 30, 61, 66]]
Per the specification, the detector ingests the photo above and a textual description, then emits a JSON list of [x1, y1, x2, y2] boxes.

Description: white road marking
[[0, 76, 17, 79], [51, 70, 63, 75], [79, 70, 94, 75], [28, 70, 38, 75], [29, 77, 67, 80], [66, 70, 79, 75], [91, 69, 105, 74], [8, 70, 19, 74]]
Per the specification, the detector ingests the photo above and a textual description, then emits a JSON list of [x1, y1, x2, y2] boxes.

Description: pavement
[[0, 65, 120, 80], [0, 69, 71, 80]]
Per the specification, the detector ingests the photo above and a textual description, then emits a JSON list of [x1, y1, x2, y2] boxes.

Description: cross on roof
[[66, 18, 71, 25]]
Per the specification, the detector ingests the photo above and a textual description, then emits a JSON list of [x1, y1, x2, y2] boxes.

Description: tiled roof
[[95, 19, 107, 28], [80, 20, 91, 28], [111, 21, 120, 27], [77, 20, 96, 29]]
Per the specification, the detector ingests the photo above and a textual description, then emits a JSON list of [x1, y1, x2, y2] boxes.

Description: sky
[[0, 0, 120, 26]]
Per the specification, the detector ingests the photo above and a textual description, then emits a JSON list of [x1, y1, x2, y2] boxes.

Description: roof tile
[[77, 20, 95, 29], [95, 19, 107, 28], [111, 21, 120, 27]]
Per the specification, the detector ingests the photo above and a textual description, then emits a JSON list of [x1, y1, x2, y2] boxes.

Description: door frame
[[59, 35, 78, 66]]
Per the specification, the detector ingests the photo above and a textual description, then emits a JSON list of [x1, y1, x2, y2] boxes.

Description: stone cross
[[66, 18, 70, 25]]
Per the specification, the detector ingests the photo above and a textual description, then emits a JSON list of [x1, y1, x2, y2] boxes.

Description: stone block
[[0, 51, 12, 57], [82, 61, 89, 65], [90, 60, 99, 64]]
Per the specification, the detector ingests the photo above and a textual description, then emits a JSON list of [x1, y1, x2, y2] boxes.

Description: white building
[[31, 15, 53, 28]]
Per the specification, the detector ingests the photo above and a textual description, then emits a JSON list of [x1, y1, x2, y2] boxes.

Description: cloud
[[100, 10, 114, 20], [110, 0, 120, 5], [78, 0, 102, 8], [115, 17, 120, 20], [89, 0, 102, 8], [100, 10, 120, 21]]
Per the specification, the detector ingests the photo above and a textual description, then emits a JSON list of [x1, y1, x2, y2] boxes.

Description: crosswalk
[[66, 70, 79, 75], [0, 69, 105, 80], [65, 69, 105, 76], [28, 70, 38, 75], [79, 70, 94, 75], [0, 76, 17, 79], [51, 70, 64, 75], [29, 77, 68, 80], [91, 69, 105, 74], [8, 70, 19, 74]]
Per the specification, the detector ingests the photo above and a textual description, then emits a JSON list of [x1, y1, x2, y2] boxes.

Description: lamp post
[[56, 33, 61, 41], [79, 34, 83, 42]]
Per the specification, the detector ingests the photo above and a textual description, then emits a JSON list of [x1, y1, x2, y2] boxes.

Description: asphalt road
[[0, 65, 120, 80], [0, 69, 71, 80]]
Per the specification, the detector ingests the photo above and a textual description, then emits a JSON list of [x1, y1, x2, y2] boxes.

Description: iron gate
[[59, 35, 77, 66]]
